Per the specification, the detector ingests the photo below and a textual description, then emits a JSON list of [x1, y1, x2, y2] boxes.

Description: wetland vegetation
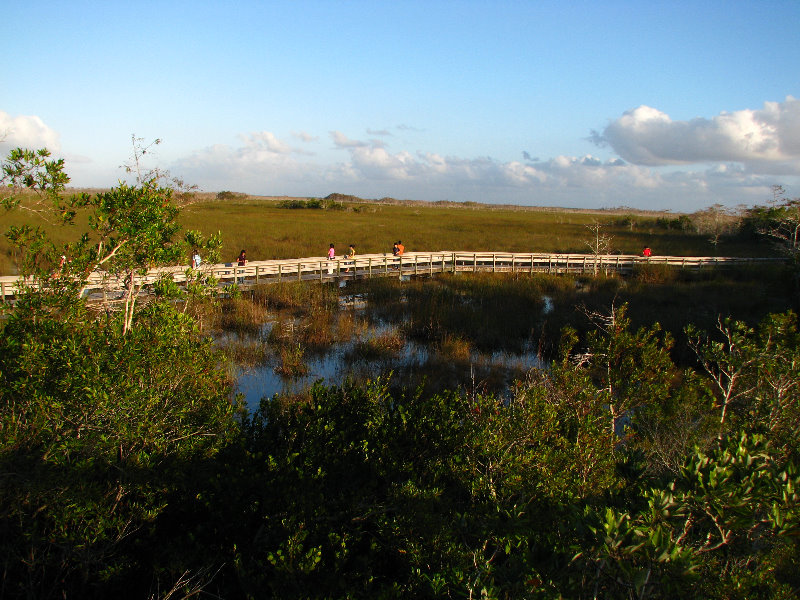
[[2, 148, 800, 598]]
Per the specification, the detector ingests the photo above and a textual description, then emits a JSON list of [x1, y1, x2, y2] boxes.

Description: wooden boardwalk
[[0, 251, 786, 302]]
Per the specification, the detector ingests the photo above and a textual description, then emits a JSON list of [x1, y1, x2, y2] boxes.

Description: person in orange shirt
[[396, 240, 405, 255]]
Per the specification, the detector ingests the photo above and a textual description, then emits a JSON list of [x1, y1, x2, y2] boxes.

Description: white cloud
[[396, 124, 424, 133], [292, 130, 318, 143], [330, 131, 368, 148], [592, 97, 800, 174], [169, 126, 793, 211], [240, 131, 293, 155], [0, 111, 61, 152]]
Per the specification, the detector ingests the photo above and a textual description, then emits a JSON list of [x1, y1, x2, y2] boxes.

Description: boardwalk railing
[[0, 252, 786, 302]]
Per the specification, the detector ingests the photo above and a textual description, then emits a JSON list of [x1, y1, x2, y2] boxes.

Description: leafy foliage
[[0, 297, 238, 597], [1, 147, 799, 598]]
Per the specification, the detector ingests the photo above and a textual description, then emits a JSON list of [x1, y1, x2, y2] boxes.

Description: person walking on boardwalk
[[327, 243, 336, 274], [345, 244, 355, 272], [392, 241, 399, 256], [396, 240, 405, 256], [235, 249, 247, 283], [642, 247, 652, 257], [191, 249, 202, 269]]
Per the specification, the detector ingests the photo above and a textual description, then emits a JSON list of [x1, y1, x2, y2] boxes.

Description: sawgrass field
[[0, 192, 773, 275], [179, 197, 766, 263]]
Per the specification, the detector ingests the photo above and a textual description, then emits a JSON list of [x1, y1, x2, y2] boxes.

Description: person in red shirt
[[642, 247, 652, 257]]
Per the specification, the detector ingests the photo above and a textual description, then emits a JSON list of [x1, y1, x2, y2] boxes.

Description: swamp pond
[[221, 279, 553, 410]]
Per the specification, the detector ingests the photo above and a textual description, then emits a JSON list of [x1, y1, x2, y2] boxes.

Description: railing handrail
[[0, 251, 787, 302]]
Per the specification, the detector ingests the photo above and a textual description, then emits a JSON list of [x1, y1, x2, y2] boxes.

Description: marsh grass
[[217, 296, 269, 336], [437, 334, 472, 361], [220, 337, 271, 368], [176, 199, 776, 264], [350, 265, 795, 364], [212, 263, 794, 404], [533, 263, 796, 362], [354, 273, 546, 352], [301, 310, 337, 350], [630, 263, 680, 285], [2, 193, 779, 275], [266, 316, 300, 346], [251, 281, 338, 313], [351, 327, 406, 360], [274, 344, 309, 377], [335, 310, 371, 341]]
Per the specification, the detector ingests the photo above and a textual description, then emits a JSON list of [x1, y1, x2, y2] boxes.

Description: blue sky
[[2, 0, 799, 211]]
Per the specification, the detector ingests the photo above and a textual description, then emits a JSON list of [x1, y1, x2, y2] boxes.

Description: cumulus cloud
[[240, 131, 293, 155], [170, 127, 786, 211], [0, 111, 61, 151], [591, 97, 800, 174], [292, 130, 318, 143], [330, 131, 369, 148]]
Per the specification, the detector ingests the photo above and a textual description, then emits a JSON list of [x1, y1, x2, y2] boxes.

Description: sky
[[2, 0, 800, 212]]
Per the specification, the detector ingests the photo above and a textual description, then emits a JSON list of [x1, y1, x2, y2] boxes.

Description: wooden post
[[369, 257, 373, 277], [473, 253, 477, 273], [256, 265, 260, 284], [278, 264, 282, 282], [297, 262, 302, 281], [320, 261, 324, 282]]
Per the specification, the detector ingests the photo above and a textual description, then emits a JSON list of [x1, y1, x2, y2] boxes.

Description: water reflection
[[234, 329, 544, 411], [230, 290, 551, 410]]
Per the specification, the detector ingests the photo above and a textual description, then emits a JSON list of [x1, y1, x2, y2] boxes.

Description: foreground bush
[[0, 295, 239, 598]]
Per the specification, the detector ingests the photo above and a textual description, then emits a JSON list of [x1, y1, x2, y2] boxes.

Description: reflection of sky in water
[[236, 339, 544, 411], [233, 293, 551, 411], [236, 345, 349, 408]]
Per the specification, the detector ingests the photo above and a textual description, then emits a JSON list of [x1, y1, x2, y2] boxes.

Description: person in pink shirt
[[327, 243, 336, 274]]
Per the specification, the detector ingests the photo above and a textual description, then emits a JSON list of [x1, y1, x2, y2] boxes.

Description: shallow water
[[229, 291, 551, 410], [234, 329, 544, 410]]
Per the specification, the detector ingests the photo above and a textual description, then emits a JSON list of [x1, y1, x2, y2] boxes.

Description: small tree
[[687, 311, 800, 447], [693, 204, 740, 255], [584, 220, 613, 275], [0, 143, 238, 596], [2, 139, 220, 334], [569, 303, 678, 437]]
